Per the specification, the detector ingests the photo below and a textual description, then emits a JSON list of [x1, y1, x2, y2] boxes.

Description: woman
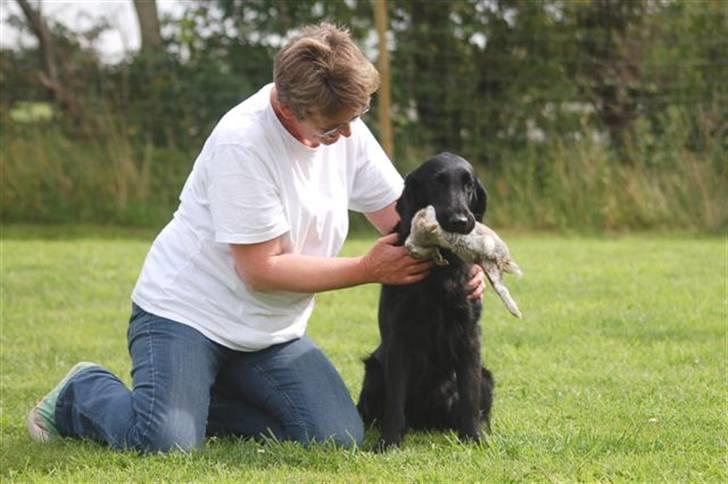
[[27, 22, 484, 452]]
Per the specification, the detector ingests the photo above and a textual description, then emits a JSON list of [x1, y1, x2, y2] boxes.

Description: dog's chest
[[403, 275, 480, 349]]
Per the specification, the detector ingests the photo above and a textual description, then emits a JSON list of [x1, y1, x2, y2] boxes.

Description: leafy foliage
[[0, 0, 725, 231]]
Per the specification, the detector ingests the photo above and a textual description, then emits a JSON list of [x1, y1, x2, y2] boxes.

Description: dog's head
[[396, 152, 487, 238]]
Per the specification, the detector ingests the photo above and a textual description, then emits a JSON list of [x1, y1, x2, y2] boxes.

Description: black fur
[[357, 152, 495, 450]]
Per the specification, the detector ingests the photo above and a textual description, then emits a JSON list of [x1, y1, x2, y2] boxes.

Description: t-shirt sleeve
[[348, 122, 404, 213], [207, 143, 289, 244]]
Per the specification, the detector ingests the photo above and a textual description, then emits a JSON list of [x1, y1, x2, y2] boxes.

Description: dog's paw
[[374, 439, 400, 454], [375, 433, 402, 452], [458, 428, 481, 443]]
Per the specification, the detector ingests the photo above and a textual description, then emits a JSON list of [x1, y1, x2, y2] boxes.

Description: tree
[[133, 0, 162, 54], [373, 0, 393, 157], [568, 0, 649, 157], [15, 0, 81, 118]]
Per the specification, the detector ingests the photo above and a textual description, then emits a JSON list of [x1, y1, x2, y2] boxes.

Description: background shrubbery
[[1, 0, 726, 232]]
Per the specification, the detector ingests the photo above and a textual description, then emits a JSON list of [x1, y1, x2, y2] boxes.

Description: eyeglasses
[[317, 104, 370, 138]]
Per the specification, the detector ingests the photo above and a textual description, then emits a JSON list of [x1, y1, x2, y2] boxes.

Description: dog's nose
[[444, 214, 474, 234]]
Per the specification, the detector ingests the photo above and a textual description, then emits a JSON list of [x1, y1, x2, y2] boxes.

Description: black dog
[[357, 152, 495, 450]]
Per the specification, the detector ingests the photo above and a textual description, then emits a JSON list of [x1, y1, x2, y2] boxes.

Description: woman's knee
[[328, 416, 364, 449], [129, 410, 205, 453], [296, 412, 364, 449]]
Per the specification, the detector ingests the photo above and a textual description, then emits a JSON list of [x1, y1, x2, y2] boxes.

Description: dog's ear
[[471, 177, 488, 221], [395, 174, 420, 234]]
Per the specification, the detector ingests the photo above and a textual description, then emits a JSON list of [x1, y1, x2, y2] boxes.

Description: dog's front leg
[[455, 337, 482, 442], [378, 349, 409, 451]]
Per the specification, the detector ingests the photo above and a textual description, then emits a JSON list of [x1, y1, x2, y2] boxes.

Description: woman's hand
[[362, 233, 432, 285], [467, 264, 486, 300]]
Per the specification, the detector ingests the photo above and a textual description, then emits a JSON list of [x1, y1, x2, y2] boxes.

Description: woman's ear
[[272, 88, 299, 121], [278, 103, 297, 120]]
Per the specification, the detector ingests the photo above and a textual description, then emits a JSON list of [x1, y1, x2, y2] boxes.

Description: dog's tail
[[357, 354, 385, 426]]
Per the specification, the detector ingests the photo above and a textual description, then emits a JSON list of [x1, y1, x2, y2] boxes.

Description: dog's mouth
[[438, 212, 475, 234]]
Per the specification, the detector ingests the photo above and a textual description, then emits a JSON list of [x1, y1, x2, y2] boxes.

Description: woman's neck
[[270, 87, 318, 147]]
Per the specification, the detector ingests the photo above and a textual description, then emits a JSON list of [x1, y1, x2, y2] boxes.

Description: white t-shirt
[[132, 84, 403, 351]]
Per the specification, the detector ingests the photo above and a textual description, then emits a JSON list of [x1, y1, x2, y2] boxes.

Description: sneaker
[[26, 362, 98, 443]]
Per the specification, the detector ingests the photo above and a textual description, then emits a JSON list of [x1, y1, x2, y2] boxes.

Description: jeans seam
[[250, 362, 308, 440], [131, 318, 157, 449], [55, 366, 97, 437]]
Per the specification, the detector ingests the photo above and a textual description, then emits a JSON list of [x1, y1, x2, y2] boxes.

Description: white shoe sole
[[26, 406, 53, 443], [26, 362, 99, 443]]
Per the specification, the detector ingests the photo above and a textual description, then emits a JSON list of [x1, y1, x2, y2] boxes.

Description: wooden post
[[373, 0, 394, 158]]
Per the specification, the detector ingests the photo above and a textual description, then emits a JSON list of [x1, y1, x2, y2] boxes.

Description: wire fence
[[3, 2, 726, 164], [1, 1, 726, 229]]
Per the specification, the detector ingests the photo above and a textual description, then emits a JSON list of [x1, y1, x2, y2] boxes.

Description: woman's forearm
[[231, 229, 430, 294], [241, 252, 374, 293]]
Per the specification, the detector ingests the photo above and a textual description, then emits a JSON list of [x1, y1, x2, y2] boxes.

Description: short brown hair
[[274, 22, 380, 120]]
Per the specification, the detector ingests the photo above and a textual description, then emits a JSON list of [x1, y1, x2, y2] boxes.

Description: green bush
[[2, 107, 724, 233], [1, 120, 189, 228]]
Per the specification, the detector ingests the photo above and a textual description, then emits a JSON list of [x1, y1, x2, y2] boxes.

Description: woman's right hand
[[361, 233, 432, 285]]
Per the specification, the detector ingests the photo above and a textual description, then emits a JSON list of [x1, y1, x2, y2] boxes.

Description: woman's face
[[271, 88, 370, 148], [296, 105, 368, 146]]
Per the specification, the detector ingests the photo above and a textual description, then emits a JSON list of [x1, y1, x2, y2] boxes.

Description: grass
[[1, 226, 725, 482]]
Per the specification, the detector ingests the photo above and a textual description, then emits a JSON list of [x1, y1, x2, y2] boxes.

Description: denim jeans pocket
[[127, 303, 152, 351], [130, 302, 144, 321]]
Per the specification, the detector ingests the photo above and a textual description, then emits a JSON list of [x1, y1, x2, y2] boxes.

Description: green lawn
[[1, 226, 725, 482]]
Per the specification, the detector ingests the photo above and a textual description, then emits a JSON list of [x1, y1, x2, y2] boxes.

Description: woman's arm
[[364, 202, 400, 235], [230, 231, 431, 293]]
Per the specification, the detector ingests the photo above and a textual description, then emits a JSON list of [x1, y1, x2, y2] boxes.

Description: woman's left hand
[[467, 264, 486, 300]]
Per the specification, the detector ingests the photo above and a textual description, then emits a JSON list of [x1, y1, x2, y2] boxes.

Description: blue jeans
[[55, 304, 363, 452]]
